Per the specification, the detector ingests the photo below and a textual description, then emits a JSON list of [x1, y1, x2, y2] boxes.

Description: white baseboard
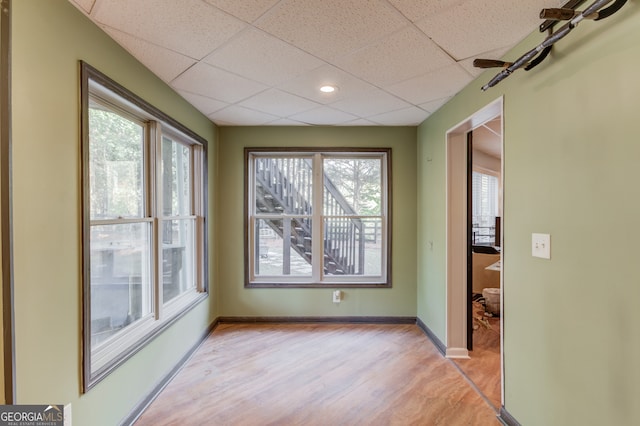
[[445, 347, 470, 359]]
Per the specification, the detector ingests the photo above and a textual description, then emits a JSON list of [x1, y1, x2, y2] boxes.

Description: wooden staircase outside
[[254, 157, 364, 275]]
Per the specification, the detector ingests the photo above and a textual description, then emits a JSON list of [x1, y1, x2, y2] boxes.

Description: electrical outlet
[[332, 290, 342, 303], [532, 233, 551, 259]]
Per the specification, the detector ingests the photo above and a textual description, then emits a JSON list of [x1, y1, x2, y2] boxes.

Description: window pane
[[254, 157, 313, 215], [90, 223, 152, 347], [323, 217, 382, 276], [162, 219, 196, 303], [89, 105, 144, 219], [323, 158, 381, 216], [162, 137, 191, 217], [472, 172, 499, 246], [254, 218, 312, 276]]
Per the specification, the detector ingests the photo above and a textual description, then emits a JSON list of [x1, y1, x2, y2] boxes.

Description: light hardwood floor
[[452, 315, 502, 409], [135, 323, 500, 425]]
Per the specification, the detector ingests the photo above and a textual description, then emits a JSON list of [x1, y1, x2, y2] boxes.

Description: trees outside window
[[246, 149, 390, 288], [81, 62, 207, 390]]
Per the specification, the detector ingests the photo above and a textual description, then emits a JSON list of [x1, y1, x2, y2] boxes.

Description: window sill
[[87, 290, 208, 390]]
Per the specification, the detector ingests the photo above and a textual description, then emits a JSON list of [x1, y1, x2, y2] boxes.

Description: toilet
[[482, 287, 501, 315]]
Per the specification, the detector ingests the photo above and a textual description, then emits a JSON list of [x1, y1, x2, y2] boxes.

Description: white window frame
[[81, 62, 207, 391], [245, 148, 391, 288]]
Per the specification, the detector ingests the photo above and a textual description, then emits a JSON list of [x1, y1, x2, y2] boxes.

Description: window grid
[[81, 62, 207, 391], [246, 149, 390, 288]]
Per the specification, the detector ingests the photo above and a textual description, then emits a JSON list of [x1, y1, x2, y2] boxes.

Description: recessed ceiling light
[[320, 85, 337, 93]]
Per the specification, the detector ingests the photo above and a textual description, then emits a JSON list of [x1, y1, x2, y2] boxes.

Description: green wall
[[417, 4, 640, 425], [13, 0, 640, 424], [218, 126, 417, 317], [11, 1, 217, 425]]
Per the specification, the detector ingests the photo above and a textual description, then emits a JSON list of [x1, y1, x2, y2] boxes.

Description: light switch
[[532, 233, 551, 259]]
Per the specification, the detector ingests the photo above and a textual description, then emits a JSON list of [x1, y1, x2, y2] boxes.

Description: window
[[81, 62, 207, 390], [246, 148, 390, 287], [471, 171, 499, 246]]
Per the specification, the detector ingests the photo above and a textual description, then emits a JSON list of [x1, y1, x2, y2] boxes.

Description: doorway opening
[[445, 97, 503, 410]]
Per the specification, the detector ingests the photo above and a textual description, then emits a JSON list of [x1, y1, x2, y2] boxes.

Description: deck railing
[[254, 157, 364, 275]]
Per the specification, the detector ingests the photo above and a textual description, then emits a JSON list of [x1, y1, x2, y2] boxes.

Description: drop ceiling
[[70, 0, 564, 126]]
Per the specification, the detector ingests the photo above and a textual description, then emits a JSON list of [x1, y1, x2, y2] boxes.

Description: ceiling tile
[[419, 96, 452, 114], [203, 28, 324, 86], [343, 118, 379, 126], [256, 0, 408, 60], [331, 88, 411, 118], [171, 62, 268, 103], [209, 105, 279, 126], [268, 118, 309, 126], [238, 89, 320, 117], [101, 26, 196, 83], [416, 0, 566, 61], [177, 91, 229, 115], [368, 106, 430, 126], [388, 0, 469, 23], [203, 0, 280, 23], [69, 0, 96, 14], [278, 65, 375, 105], [385, 64, 472, 105], [92, 0, 247, 59], [77, 0, 558, 126], [335, 26, 455, 86], [288, 107, 359, 126]]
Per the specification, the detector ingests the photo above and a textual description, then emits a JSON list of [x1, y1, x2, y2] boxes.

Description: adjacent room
[[3, 1, 640, 425]]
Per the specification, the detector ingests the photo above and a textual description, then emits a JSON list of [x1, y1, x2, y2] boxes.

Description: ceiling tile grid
[[69, 0, 96, 14], [255, 0, 409, 61], [102, 26, 197, 83], [333, 25, 456, 87], [203, 0, 282, 23], [330, 87, 413, 118], [238, 88, 322, 117], [276, 64, 379, 105], [415, 0, 568, 61], [171, 62, 268, 104], [91, 0, 248, 60], [202, 27, 325, 86], [177, 91, 229, 116], [208, 105, 280, 126], [288, 106, 360, 126], [385, 63, 473, 105], [71, 0, 562, 126]]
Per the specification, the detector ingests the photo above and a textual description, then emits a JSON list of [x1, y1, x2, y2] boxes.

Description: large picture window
[[246, 149, 391, 287], [81, 62, 207, 390]]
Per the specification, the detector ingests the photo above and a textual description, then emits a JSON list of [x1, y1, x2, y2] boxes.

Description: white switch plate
[[332, 290, 342, 303], [532, 233, 551, 259]]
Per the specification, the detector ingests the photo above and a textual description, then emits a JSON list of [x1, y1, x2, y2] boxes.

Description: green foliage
[[324, 158, 381, 215], [89, 107, 144, 219]]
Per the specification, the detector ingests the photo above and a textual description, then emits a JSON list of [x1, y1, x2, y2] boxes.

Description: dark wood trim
[[80, 61, 211, 392], [119, 318, 220, 426], [80, 62, 208, 146], [80, 59, 92, 395], [497, 406, 522, 426], [466, 131, 473, 351], [0, 0, 15, 404], [416, 317, 446, 356], [218, 316, 416, 325], [243, 147, 250, 288], [243, 147, 392, 288], [245, 282, 392, 289]]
